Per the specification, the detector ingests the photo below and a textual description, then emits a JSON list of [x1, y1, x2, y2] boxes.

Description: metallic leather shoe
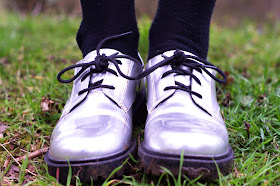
[[44, 33, 143, 183], [138, 50, 234, 180]]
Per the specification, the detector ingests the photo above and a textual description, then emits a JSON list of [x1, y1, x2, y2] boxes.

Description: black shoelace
[[57, 32, 142, 96], [138, 49, 227, 99], [57, 32, 226, 101]]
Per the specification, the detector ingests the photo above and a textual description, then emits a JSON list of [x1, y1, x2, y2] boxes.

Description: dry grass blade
[[15, 147, 49, 162]]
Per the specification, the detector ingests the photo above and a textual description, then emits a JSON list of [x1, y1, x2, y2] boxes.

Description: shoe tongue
[[90, 72, 106, 84], [174, 65, 191, 88]]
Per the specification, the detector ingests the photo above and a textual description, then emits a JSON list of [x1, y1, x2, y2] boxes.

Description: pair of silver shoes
[[44, 34, 234, 182]]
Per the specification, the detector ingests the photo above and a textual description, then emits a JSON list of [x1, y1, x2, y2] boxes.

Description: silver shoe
[[138, 50, 234, 180], [45, 33, 143, 183]]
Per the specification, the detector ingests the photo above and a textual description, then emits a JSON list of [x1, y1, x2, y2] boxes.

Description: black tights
[[76, 0, 216, 60]]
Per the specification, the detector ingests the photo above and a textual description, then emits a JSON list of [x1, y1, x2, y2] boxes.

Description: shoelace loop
[[57, 32, 142, 95]]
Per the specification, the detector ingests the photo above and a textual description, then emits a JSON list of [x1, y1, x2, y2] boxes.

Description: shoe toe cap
[[49, 115, 132, 160], [144, 115, 229, 156]]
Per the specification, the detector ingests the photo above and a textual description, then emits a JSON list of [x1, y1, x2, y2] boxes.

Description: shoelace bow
[[137, 49, 227, 99], [57, 32, 142, 95]]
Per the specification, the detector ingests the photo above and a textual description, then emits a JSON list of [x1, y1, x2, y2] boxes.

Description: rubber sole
[[44, 138, 136, 183], [138, 143, 234, 180]]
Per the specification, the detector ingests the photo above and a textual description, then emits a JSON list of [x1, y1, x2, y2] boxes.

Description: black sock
[[148, 0, 216, 60], [76, 0, 139, 59]]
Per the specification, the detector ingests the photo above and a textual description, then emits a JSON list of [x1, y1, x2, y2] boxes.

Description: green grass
[[1, 12, 280, 185]]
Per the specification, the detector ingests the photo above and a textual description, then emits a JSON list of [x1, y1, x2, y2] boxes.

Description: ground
[[0, 13, 280, 185]]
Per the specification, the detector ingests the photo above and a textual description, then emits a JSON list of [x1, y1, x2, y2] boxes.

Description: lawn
[[0, 12, 280, 185]]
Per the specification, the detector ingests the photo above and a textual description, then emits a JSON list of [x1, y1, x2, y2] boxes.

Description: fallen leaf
[[41, 96, 55, 112], [244, 120, 251, 138], [27, 87, 34, 91], [257, 93, 267, 103], [241, 67, 250, 78], [27, 164, 35, 173], [264, 180, 269, 186], [222, 92, 232, 107], [6, 164, 20, 177], [28, 75, 44, 80], [232, 167, 247, 178], [224, 71, 234, 85], [0, 122, 9, 137], [18, 54, 24, 61], [2, 156, 10, 171], [35, 76, 44, 79], [0, 57, 9, 65]]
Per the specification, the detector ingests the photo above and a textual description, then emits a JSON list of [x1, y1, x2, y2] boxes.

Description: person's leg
[[45, 0, 142, 183], [148, 0, 215, 60], [76, 0, 139, 59], [139, 0, 234, 180]]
